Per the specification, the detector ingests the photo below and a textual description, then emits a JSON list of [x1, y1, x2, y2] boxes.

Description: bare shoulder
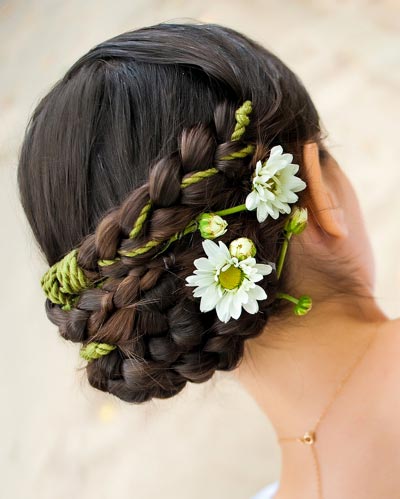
[[369, 318, 400, 494]]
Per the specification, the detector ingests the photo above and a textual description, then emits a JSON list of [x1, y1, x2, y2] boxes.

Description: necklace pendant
[[299, 431, 316, 445]]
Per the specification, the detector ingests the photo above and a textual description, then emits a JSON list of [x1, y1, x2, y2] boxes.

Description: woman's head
[[18, 22, 364, 404]]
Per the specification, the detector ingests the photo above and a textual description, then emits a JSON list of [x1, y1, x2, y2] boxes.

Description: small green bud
[[229, 237, 257, 260], [198, 213, 228, 239], [285, 207, 308, 235], [293, 295, 313, 316]]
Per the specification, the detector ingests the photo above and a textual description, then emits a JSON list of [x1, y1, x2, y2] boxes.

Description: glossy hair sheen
[[18, 23, 322, 403]]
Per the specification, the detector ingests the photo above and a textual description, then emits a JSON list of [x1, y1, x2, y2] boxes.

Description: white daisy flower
[[245, 145, 307, 222], [185, 239, 273, 323]]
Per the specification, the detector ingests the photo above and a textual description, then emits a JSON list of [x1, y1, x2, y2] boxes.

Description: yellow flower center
[[266, 174, 280, 192], [218, 265, 243, 290]]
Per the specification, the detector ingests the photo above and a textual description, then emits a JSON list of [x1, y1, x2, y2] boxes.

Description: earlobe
[[302, 143, 348, 238]]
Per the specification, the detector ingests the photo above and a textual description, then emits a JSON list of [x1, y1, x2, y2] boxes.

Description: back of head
[[18, 22, 322, 403]]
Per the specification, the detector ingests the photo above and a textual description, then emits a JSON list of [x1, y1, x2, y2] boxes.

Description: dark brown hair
[[18, 22, 323, 403]]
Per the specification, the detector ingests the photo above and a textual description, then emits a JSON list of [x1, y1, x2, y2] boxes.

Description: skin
[[234, 143, 400, 498]]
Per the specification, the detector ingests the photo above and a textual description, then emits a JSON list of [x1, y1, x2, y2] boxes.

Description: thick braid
[[40, 100, 254, 309], [99, 170, 219, 261], [117, 100, 254, 259], [118, 169, 220, 258], [121, 100, 253, 254]]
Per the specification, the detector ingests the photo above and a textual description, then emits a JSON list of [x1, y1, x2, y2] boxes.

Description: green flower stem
[[214, 204, 247, 217], [277, 293, 313, 316], [276, 232, 292, 279], [169, 220, 198, 243], [154, 219, 198, 257], [276, 292, 299, 305], [154, 203, 248, 258]]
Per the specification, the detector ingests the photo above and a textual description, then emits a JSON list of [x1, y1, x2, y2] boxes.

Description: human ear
[[302, 143, 348, 238]]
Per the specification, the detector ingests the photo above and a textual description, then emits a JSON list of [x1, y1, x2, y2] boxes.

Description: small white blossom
[[229, 237, 256, 260], [245, 145, 307, 222], [198, 213, 228, 239], [185, 239, 273, 323]]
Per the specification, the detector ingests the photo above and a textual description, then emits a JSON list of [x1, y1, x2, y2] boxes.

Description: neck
[[234, 290, 392, 493]]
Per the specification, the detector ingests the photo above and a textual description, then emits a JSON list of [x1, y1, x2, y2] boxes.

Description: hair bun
[[19, 23, 320, 404]]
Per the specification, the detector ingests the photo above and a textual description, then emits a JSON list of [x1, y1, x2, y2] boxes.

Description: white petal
[[239, 256, 255, 267], [280, 162, 298, 176], [242, 299, 259, 314], [245, 190, 259, 211], [235, 287, 249, 304], [269, 145, 283, 158], [269, 206, 280, 219], [202, 239, 229, 267], [216, 295, 232, 322], [255, 263, 273, 275], [271, 197, 287, 210], [186, 275, 205, 286], [283, 191, 299, 203], [280, 153, 294, 164], [269, 158, 291, 173], [260, 201, 277, 219], [274, 200, 291, 214], [264, 189, 276, 201], [218, 240, 232, 260], [193, 257, 215, 271], [291, 178, 307, 192], [192, 269, 216, 277], [200, 285, 220, 312], [230, 294, 243, 320], [248, 285, 268, 301], [193, 285, 210, 297], [256, 203, 269, 222], [202, 239, 220, 258], [188, 275, 215, 288], [255, 160, 263, 175]]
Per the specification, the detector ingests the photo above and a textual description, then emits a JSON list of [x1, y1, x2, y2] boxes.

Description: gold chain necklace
[[277, 328, 379, 499]]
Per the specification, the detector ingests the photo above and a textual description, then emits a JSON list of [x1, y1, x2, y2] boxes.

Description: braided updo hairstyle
[[18, 23, 323, 403]]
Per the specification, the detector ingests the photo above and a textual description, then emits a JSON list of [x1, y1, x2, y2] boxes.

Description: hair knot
[[41, 249, 89, 310]]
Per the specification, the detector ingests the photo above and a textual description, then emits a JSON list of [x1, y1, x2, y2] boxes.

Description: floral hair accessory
[[245, 145, 307, 222], [186, 198, 312, 322], [276, 206, 308, 279], [275, 293, 313, 316], [185, 238, 273, 323], [40, 99, 313, 362], [274, 206, 313, 315], [229, 237, 257, 260], [284, 206, 308, 235], [198, 213, 228, 239]]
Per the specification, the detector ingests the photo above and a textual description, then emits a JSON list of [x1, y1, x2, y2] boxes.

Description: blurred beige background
[[1, 1, 399, 498]]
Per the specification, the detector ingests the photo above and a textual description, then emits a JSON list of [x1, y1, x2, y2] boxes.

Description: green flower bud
[[293, 295, 313, 316], [198, 213, 228, 239], [285, 207, 308, 235], [229, 237, 257, 260]]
